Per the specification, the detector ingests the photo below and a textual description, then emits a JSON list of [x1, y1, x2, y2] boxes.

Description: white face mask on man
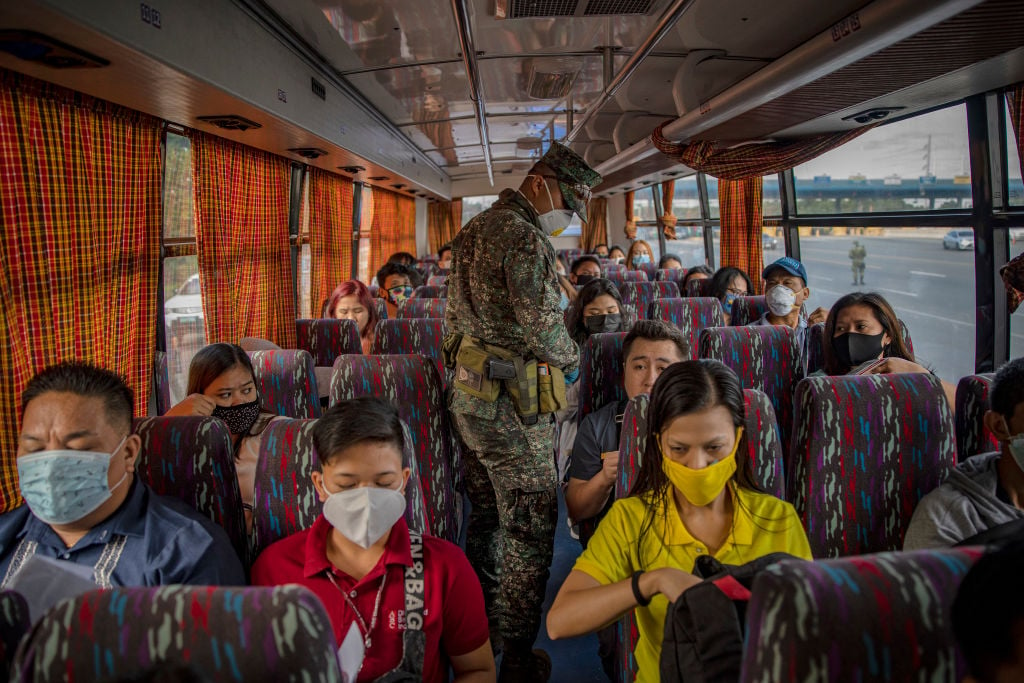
[[524, 175, 573, 237], [765, 284, 798, 317], [322, 483, 407, 549]]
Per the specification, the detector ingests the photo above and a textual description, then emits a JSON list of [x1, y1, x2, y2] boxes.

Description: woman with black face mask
[[166, 342, 282, 533], [819, 292, 956, 406]]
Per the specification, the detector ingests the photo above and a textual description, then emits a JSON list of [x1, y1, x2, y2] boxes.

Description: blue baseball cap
[[762, 256, 808, 284]]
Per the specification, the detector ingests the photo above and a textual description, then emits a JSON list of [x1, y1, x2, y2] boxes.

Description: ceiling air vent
[[0, 30, 109, 68], [197, 115, 262, 131], [311, 77, 326, 101], [339, 166, 365, 175], [841, 107, 906, 125], [289, 147, 328, 160], [495, 0, 653, 18], [527, 58, 582, 100], [368, 176, 389, 181]]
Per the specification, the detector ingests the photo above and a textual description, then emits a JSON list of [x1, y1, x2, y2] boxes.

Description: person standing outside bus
[[849, 240, 867, 285], [445, 142, 601, 682]]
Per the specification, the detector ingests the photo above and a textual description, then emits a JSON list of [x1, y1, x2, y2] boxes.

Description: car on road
[[943, 229, 974, 250], [762, 233, 779, 250], [164, 274, 203, 328]]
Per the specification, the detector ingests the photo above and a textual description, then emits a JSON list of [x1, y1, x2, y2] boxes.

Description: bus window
[[799, 226, 975, 382], [707, 176, 720, 219], [163, 132, 193, 239], [1012, 225, 1024, 362], [461, 195, 499, 226], [764, 174, 782, 217], [298, 173, 312, 318], [1007, 98, 1023, 207]]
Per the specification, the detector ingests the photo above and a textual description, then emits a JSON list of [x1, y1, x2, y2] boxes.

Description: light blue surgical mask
[[723, 292, 739, 315], [559, 290, 570, 311], [18, 436, 128, 525], [632, 253, 651, 267]]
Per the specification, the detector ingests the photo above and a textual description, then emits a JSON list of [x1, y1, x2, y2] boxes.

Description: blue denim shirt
[[0, 479, 244, 587]]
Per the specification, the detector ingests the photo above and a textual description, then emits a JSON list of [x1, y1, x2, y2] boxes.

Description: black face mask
[[833, 332, 885, 369], [575, 274, 598, 287], [584, 313, 623, 334], [212, 397, 261, 435]]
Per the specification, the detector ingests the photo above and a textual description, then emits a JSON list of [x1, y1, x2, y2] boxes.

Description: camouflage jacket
[[446, 189, 579, 375]]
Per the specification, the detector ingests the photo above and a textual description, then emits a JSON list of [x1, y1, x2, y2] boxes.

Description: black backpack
[[660, 552, 804, 683]]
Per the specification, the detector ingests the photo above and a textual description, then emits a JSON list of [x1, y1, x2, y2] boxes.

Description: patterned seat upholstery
[[371, 318, 449, 387], [10, 585, 343, 683], [956, 373, 998, 459], [413, 285, 446, 299], [373, 297, 388, 320], [152, 351, 171, 415], [740, 547, 981, 683], [685, 277, 714, 297], [250, 418, 426, 561], [558, 248, 584, 263], [806, 319, 916, 375], [398, 297, 447, 319], [0, 591, 28, 680], [654, 268, 682, 283], [789, 374, 957, 557], [603, 262, 625, 276], [426, 274, 447, 287], [699, 325, 804, 453], [729, 295, 769, 326], [637, 262, 658, 280], [296, 319, 362, 367], [605, 270, 648, 288], [248, 349, 321, 419], [133, 416, 247, 565], [578, 332, 628, 425], [648, 297, 724, 355], [742, 388, 785, 499], [329, 355, 459, 542], [618, 281, 680, 321]]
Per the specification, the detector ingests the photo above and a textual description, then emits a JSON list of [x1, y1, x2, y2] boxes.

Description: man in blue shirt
[[0, 361, 244, 587], [749, 256, 829, 359]]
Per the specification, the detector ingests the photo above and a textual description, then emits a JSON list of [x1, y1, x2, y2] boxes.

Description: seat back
[[250, 418, 426, 560], [248, 349, 322, 419], [685, 277, 713, 297], [10, 585, 343, 683], [635, 262, 657, 280], [654, 268, 682, 283], [371, 318, 449, 387], [426, 274, 447, 287], [603, 262, 625, 276], [413, 285, 446, 299], [578, 332, 628, 425], [955, 373, 998, 459], [729, 295, 769, 326], [699, 325, 804, 452], [789, 374, 956, 557], [742, 388, 785, 500], [329, 355, 459, 542], [133, 416, 247, 564], [152, 351, 171, 415], [558, 248, 584, 263], [806, 319, 916, 375], [296, 318, 362, 367], [373, 297, 389, 320], [239, 336, 281, 352], [398, 298, 447, 319], [0, 591, 29, 680], [648, 297, 724, 355], [739, 547, 980, 683], [618, 281, 680, 322]]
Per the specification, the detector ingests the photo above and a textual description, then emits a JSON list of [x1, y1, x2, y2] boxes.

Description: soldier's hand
[[650, 567, 702, 603], [599, 452, 619, 486]]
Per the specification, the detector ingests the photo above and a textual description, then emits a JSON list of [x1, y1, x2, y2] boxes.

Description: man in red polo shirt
[[252, 397, 493, 682]]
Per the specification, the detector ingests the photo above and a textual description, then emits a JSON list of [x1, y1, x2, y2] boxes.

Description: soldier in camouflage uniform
[[446, 142, 602, 681]]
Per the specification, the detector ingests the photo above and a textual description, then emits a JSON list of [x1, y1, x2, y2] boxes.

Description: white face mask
[[1003, 419, 1024, 473], [526, 175, 573, 237], [322, 484, 406, 549], [765, 284, 797, 317]]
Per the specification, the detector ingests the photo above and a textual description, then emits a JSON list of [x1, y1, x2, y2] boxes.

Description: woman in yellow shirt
[[546, 359, 812, 682]]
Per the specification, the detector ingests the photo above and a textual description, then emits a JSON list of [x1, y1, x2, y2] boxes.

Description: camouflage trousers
[[452, 395, 558, 645]]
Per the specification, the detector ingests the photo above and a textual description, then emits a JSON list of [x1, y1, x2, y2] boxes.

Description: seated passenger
[[376, 262, 421, 319], [591, 243, 610, 258], [818, 292, 956, 405], [1, 361, 244, 586], [566, 319, 688, 545], [547, 360, 812, 682], [681, 264, 713, 289], [386, 251, 417, 267], [608, 245, 626, 263], [438, 243, 453, 270], [165, 343, 282, 532], [904, 357, 1024, 549], [327, 280, 379, 355], [658, 253, 683, 271], [625, 240, 654, 271], [749, 257, 828, 351], [569, 255, 602, 287], [708, 266, 752, 325], [251, 397, 494, 682]]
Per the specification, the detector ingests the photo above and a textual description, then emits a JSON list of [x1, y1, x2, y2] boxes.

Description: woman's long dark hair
[[708, 266, 752, 303], [822, 292, 914, 375], [565, 278, 632, 345], [186, 343, 255, 395]]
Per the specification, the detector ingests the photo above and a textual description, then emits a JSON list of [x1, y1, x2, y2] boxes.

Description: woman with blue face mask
[[166, 343, 282, 533], [625, 240, 654, 271], [708, 267, 752, 325]]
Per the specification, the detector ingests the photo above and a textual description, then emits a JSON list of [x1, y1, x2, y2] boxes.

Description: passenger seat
[[617, 281, 680, 321], [648, 297, 724, 355], [955, 373, 998, 459]]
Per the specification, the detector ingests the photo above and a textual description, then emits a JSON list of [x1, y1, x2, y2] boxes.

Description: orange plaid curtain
[[309, 168, 354, 316], [189, 131, 296, 347], [0, 70, 162, 510], [369, 187, 416, 280], [427, 199, 462, 255], [660, 180, 678, 240], [719, 177, 764, 292], [624, 190, 637, 240], [581, 198, 608, 252]]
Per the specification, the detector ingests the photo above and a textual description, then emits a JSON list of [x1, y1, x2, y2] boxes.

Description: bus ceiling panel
[[263, 0, 463, 72], [472, 54, 605, 114], [1, 0, 453, 197], [345, 62, 471, 127]]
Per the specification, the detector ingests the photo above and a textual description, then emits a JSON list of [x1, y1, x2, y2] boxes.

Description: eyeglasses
[[726, 287, 747, 296]]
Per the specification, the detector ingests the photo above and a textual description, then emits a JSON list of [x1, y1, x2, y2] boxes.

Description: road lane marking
[[876, 287, 919, 298], [899, 309, 972, 327], [910, 271, 946, 278]]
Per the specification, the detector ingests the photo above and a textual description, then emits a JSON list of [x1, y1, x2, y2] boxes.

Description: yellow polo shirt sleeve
[[572, 496, 646, 585]]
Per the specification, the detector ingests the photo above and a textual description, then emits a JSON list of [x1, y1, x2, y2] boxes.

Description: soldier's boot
[[499, 640, 551, 682]]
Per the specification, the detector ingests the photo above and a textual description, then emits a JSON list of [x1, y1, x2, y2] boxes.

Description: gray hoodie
[[903, 451, 1024, 550]]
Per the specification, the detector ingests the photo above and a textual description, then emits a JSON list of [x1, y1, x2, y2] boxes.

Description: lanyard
[[326, 570, 389, 651]]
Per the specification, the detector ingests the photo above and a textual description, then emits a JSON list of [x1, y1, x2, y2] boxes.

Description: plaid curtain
[[309, 168, 354, 316], [189, 131, 296, 347], [660, 180, 678, 240], [624, 190, 637, 240], [369, 187, 416, 280], [581, 198, 608, 252], [719, 177, 764, 292], [0, 70, 161, 510], [427, 199, 462, 255]]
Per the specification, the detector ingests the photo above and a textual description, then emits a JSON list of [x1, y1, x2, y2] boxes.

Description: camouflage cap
[[537, 142, 602, 223]]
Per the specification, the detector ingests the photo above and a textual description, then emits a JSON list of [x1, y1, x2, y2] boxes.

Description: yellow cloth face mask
[[660, 427, 743, 506]]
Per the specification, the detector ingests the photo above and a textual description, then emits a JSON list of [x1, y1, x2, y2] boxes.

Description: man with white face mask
[[252, 397, 494, 683], [905, 358, 1024, 549], [749, 257, 828, 356], [0, 362, 244, 588]]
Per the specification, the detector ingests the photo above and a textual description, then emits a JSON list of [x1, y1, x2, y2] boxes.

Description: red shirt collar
[[303, 515, 414, 580]]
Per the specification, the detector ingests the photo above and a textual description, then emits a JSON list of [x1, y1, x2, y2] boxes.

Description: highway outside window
[[1007, 97, 1023, 207], [706, 176, 720, 219], [799, 226, 975, 383], [461, 195, 498, 226]]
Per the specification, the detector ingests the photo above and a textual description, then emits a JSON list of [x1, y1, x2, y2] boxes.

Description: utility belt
[[443, 333, 567, 425]]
